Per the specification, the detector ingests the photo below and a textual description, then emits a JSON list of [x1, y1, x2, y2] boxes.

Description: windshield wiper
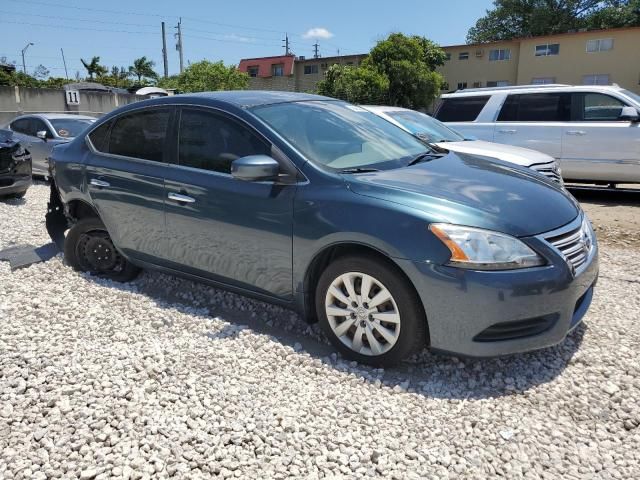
[[406, 151, 444, 167], [339, 167, 380, 174]]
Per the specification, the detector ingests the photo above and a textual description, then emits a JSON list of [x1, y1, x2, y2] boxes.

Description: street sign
[[65, 90, 80, 105]]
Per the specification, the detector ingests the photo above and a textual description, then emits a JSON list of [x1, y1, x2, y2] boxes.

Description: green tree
[[157, 60, 248, 93], [32, 64, 50, 80], [97, 66, 132, 88], [40, 77, 74, 89], [81, 56, 108, 80], [467, 0, 640, 43], [128, 56, 157, 84], [363, 33, 444, 109], [316, 64, 389, 104], [0, 70, 40, 87]]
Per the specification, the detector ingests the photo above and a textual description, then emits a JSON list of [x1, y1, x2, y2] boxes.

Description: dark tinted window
[[109, 109, 170, 162], [497, 93, 570, 122], [178, 108, 270, 174], [88, 121, 112, 152], [579, 93, 626, 121], [10, 118, 30, 135], [434, 96, 490, 122], [31, 118, 50, 137]]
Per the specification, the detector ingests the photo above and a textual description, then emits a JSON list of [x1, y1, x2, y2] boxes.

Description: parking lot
[[0, 182, 638, 479]]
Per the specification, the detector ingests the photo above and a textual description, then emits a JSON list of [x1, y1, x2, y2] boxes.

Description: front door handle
[[566, 130, 587, 136], [168, 192, 196, 203], [90, 178, 110, 188], [498, 129, 517, 134]]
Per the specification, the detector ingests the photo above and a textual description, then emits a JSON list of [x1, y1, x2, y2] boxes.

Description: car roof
[[177, 90, 332, 108], [13, 113, 96, 121], [441, 84, 627, 98], [361, 105, 412, 114]]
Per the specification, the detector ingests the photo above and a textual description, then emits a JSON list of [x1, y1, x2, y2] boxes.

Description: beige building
[[438, 27, 640, 94]]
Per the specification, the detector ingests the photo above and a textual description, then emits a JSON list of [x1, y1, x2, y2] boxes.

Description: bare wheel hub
[[77, 231, 124, 273]]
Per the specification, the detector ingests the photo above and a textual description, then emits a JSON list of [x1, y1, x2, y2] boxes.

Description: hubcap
[[325, 272, 401, 356]]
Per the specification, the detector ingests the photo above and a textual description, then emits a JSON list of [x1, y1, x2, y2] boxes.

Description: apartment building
[[238, 53, 367, 92], [438, 27, 640, 94]]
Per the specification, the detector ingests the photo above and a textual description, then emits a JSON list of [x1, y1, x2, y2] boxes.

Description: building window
[[535, 43, 560, 56], [272, 64, 284, 76], [472, 81, 482, 88], [531, 77, 556, 85], [489, 49, 511, 61], [583, 74, 610, 85], [487, 80, 510, 87], [457, 82, 467, 90], [445, 53, 451, 61], [458, 52, 469, 60], [247, 66, 259, 77], [586, 38, 613, 53], [304, 64, 319, 75]]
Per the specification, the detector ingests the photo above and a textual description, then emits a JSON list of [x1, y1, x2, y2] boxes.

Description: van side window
[[434, 96, 490, 122], [579, 93, 626, 121], [108, 109, 171, 162], [178, 108, 270, 174], [497, 93, 571, 122]]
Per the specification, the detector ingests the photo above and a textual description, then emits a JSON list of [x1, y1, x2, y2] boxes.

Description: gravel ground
[[1, 183, 639, 479]]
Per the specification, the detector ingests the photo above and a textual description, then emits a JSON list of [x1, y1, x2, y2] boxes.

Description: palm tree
[[80, 56, 107, 80], [110, 66, 129, 87], [129, 56, 158, 84]]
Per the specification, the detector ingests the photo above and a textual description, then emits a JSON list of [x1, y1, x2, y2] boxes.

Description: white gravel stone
[[1, 183, 639, 478]]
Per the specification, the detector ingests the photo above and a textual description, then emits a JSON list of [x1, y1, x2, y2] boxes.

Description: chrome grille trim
[[530, 161, 563, 184], [543, 215, 594, 274]]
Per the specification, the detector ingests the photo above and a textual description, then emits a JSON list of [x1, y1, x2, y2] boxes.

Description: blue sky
[[1, 0, 493, 79]]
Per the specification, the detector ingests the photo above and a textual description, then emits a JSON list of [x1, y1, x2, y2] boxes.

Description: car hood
[[346, 152, 579, 237], [434, 140, 555, 167]]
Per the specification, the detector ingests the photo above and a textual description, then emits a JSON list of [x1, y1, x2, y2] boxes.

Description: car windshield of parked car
[[251, 101, 430, 171], [385, 110, 465, 143], [50, 119, 94, 138], [621, 89, 640, 106]]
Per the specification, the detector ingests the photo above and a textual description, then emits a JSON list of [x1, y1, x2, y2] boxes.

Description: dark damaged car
[[46, 92, 598, 366], [0, 129, 32, 199]]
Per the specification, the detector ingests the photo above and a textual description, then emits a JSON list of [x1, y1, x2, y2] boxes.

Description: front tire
[[316, 254, 427, 367], [64, 218, 140, 282]]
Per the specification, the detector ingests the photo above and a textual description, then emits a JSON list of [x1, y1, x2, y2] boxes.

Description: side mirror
[[231, 155, 280, 182], [36, 130, 48, 141], [619, 106, 640, 122]]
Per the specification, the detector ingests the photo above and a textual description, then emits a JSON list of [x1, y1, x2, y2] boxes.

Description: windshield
[[385, 109, 465, 142], [50, 118, 95, 138], [251, 101, 429, 171], [621, 89, 640, 106]]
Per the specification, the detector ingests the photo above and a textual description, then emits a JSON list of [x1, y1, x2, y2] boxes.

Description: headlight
[[429, 224, 545, 270]]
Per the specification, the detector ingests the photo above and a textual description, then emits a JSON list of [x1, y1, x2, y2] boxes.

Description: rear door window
[[497, 93, 571, 122], [434, 96, 490, 122], [108, 108, 171, 162]]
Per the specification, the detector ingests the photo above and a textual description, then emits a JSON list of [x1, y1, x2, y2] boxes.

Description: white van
[[434, 84, 640, 185]]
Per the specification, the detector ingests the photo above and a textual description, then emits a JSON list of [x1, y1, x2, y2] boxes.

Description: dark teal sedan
[[48, 91, 598, 366]]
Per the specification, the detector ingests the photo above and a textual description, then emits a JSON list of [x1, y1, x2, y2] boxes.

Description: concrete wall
[[0, 86, 145, 125]]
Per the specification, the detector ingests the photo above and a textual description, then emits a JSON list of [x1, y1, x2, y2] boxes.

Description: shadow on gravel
[[77, 266, 589, 401], [568, 185, 640, 207]]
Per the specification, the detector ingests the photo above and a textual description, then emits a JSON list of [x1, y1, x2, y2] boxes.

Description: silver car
[[6, 114, 96, 176]]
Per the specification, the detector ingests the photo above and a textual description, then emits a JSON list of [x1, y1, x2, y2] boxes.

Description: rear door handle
[[498, 129, 517, 134], [90, 178, 110, 188], [566, 130, 587, 136], [168, 192, 196, 203]]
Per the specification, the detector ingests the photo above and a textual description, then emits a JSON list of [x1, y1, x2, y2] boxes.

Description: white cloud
[[302, 27, 334, 40]]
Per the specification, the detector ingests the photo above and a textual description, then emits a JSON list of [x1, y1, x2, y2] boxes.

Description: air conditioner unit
[[475, 49, 484, 58]]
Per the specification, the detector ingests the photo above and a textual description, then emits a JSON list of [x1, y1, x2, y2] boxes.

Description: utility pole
[[60, 48, 69, 79], [161, 21, 169, 78], [175, 18, 184, 73], [282, 33, 291, 55], [21, 42, 34, 74], [313, 43, 320, 59]]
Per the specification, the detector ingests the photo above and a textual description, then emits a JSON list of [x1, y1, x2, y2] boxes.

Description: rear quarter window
[[434, 96, 491, 122]]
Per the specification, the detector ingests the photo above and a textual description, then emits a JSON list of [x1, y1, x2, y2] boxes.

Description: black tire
[[315, 254, 427, 367], [64, 217, 141, 282]]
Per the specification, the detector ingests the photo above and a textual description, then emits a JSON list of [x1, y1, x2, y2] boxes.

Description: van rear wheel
[[316, 254, 427, 367], [64, 218, 140, 282]]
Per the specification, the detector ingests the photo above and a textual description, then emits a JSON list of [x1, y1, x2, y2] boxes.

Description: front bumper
[[398, 219, 599, 358], [0, 175, 32, 196]]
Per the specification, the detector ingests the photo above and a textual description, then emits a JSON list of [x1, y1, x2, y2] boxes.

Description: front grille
[[545, 218, 593, 272], [531, 161, 563, 184], [473, 314, 559, 342]]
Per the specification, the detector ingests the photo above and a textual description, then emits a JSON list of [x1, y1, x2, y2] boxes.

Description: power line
[[0, 20, 156, 35], [1, 10, 158, 29]]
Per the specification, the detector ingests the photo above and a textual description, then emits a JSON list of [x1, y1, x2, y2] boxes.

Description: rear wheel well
[[303, 244, 428, 338]]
